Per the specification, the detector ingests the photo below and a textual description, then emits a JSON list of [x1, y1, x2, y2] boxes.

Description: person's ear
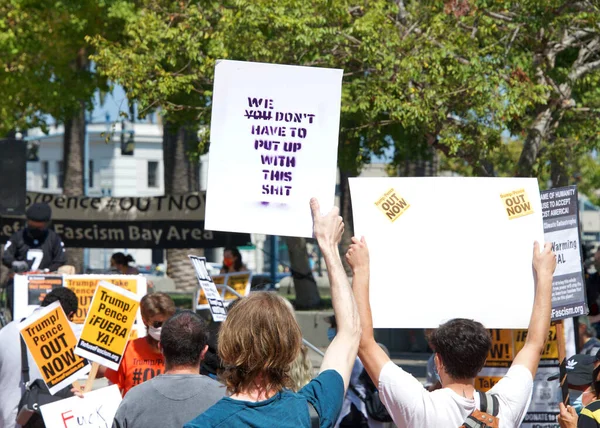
[[67, 312, 75, 321], [200, 344, 208, 361], [434, 353, 443, 372]]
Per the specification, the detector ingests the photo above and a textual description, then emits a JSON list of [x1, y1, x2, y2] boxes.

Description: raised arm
[[311, 198, 361, 392], [512, 241, 556, 376], [346, 236, 391, 386]]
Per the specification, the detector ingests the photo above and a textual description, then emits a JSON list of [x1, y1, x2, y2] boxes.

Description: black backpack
[[348, 370, 393, 423]]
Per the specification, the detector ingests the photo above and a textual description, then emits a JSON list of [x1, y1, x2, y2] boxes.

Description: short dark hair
[[111, 252, 135, 266], [429, 319, 491, 379], [41, 287, 78, 317], [160, 311, 209, 369]]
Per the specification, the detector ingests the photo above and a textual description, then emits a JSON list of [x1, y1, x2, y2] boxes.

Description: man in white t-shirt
[[345, 238, 557, 428]]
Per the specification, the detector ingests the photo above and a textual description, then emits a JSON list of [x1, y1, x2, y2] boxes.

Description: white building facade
[[26, 122, 165, 270]]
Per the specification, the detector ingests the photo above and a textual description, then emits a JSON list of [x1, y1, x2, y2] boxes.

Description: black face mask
[[26, 227, 47, 240]]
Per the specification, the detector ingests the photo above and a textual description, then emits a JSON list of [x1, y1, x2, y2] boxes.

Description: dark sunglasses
[[151, 321, 163, 328]]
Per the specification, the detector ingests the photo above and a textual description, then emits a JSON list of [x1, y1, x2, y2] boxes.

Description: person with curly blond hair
[[185, 199, 361, 427]]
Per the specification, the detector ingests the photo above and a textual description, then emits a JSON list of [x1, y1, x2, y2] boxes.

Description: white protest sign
[[40, 384, 122, 428], [205, 59, 343, 237], [350, 177, 545, 328], [189, 255, 227, 322]]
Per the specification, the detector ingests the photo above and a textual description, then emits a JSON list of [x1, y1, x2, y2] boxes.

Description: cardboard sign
[[64, 275, 144, 324], [205, 60, 343, 237], [40, 384, 122, 428], [75, 282, 140, 370], [350, 177, 545, 328], [13, 274, 64, 322], [19, 301, 90, 394], [189, 255, 227, 322], [540, 186, 587, 320]]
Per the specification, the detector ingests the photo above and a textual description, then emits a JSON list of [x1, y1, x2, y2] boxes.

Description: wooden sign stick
[[83, 362, 100, 393], [556, 320, 569, 405]]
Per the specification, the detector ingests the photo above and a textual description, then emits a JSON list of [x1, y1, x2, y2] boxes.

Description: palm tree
[[163, 121, 202, 291], [62, 104, 85, 273]]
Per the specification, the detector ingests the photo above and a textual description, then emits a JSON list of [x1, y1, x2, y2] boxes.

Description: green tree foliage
[[0, 0, 128, 135]]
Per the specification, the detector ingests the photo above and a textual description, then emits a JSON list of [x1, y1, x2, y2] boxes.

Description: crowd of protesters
[[9, 198, 600, 427]]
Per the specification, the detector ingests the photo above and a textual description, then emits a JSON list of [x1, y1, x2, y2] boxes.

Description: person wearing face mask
[[219, 247, 247, 274], [549, 354, 596, 415], [103, 292, 176, 396], [2, 203, 66, 317]]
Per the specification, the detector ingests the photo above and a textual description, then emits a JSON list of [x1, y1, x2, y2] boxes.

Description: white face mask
[[148, 326, 161, 341]]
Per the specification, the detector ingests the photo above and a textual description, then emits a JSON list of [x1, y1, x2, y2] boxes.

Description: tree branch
[[569, 58, 600, 81], [482, 10, 514, 22]]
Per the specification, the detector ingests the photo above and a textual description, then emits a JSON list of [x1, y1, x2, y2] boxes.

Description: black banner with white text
[[0, 192, 251, 249]]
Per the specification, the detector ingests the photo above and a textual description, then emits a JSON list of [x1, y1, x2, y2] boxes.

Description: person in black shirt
[[2, 203, 66, 316]]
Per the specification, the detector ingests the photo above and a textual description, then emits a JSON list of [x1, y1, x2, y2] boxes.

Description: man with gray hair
[[112, 310, 225, 428]]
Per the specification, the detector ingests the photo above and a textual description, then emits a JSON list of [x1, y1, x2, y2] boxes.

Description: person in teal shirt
[[185, 199, 362, 427]]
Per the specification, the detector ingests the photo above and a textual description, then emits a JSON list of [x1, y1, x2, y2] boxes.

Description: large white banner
[[350, 177, 545, 328], [205, 60, 343, 237]]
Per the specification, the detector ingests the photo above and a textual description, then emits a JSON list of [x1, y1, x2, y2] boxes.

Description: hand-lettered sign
[[74, 282, 140, 370], [40, 384, 122, 428], [205, 60, 343, 237], [189, 256, 227, 322], [19, 301, 90, 394]]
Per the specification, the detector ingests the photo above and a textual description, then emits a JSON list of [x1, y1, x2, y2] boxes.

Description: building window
[[42, 161, 49, 189], [148, 161, 158, 188], [89, 160, 94, 188], [57, 161, 64, 189]]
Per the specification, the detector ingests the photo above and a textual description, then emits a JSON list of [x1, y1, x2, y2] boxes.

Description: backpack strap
[[478, 391, 499, 417], [460, 392, 500, 428]]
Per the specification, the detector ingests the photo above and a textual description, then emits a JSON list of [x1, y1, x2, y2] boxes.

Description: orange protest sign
[[19, 301, 90, 394], [75, 281, 140, 371], [514, 323, 559, 360], [485, 329, 514, 367], [197, 272, 252, 309], [65, 276, 140, 324], [224, 273, 252, 300]]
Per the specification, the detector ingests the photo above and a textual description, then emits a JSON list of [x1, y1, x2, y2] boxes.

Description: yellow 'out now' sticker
[[500, 188, 533, 220], [375, 188, 410, 222]]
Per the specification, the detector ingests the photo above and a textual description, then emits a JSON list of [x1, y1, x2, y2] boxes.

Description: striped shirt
[[580, 400, 600, 427]]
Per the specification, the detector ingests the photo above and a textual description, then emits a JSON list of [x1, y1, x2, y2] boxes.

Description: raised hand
[[345, 236, 369, 273], [533, 241, 556, 279], [310, 198, 344, 250]]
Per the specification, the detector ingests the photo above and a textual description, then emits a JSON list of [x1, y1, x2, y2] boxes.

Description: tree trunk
[[516, 106, 553, 177], [551, 151, 570, 187], [163, 121, 201, 292], [62, 104, 85, 273], [338, 170, 354, 276], [285, 236, 320, 309]]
